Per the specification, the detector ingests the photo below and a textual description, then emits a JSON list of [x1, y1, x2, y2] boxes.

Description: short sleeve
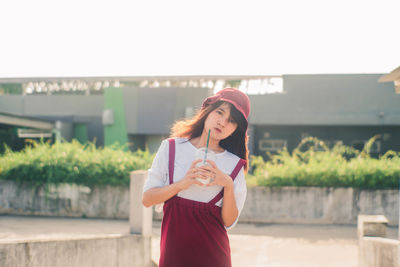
[[225, 166, 247, 230], [143, 139, 169, 192]]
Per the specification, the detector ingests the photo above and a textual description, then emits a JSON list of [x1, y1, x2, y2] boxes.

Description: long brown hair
[[170, 101, 249, 172]]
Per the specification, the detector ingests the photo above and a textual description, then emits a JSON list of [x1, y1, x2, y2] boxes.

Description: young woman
[[142, 88, 250, 267]]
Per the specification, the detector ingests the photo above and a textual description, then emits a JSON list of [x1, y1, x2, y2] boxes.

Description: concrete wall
[[1, 181, 398, 225], [0, 232, 153, 267], [239, 187, 398, 225], [0, 171, 154, 267], [154, 186, 399, 225], [0, 181, 129, 219]]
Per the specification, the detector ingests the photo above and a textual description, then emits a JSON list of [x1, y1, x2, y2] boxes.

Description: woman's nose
[[218, 117, 228, 127]]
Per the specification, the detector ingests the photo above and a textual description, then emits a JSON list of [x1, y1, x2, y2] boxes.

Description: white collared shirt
[[143, 137, 247, 229]]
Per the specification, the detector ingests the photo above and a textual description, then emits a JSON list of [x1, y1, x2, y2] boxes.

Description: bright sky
[[0, 0, 399, 78]]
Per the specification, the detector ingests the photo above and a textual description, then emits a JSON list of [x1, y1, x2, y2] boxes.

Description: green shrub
[[2, 136, 399, 189], [0, 139, 154, 187], [247, 136, 400, 189]]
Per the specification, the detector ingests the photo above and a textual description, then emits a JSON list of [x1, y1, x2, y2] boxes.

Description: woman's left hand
[[198, 160, 233, 188]]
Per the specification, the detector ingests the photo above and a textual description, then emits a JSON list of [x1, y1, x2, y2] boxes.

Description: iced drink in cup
[[194, 147, 216, 185]]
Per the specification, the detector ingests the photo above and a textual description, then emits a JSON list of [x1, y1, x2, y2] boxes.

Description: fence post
[[130, 170, 152, 236]]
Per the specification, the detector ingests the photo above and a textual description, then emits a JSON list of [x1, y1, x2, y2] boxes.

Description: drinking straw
[[203, 129, 211, 164]]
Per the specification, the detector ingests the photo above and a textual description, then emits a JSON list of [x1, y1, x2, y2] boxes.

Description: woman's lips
[[214, 128, 222, 133]]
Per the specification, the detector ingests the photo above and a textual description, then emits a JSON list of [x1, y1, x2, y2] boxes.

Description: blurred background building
[[0, 72, 399, 158]]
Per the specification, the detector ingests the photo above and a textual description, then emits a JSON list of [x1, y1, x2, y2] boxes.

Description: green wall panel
[[104, 87, 128, 150], [74, 123, 88, 144]]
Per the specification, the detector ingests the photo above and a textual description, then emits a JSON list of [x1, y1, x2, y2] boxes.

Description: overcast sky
[[0, 0, 399, 78]]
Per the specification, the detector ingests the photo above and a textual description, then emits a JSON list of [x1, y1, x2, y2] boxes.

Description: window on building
[[259, 139, 287, 152], [17, 128, 52, 138]]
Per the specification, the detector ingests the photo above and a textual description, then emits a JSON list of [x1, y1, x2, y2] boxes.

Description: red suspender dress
[[159, 138, 246, 267]]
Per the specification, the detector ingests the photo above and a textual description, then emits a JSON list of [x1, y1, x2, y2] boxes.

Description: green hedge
[[247, 136, 400, 189], [0, 139, 154, 187], [1, 136, 399, 189]]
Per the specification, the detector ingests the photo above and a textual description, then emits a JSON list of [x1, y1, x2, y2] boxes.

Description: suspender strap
[[230, 159, 246, 180], [209, 158, 246, 205], [168, 138, 175, 185], [168, 138, 245, 204]]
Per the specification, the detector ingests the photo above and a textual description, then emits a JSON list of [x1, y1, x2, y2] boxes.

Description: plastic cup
[[194, 147, 216, 185]]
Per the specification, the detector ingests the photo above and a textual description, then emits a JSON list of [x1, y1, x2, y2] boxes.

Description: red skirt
[[159, 196, 231, 267]]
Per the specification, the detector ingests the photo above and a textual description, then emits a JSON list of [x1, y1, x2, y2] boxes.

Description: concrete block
[[359, 237, 400, 267], [358, 215, 388, 239], [0, 234, 152, 267], [130, 171, 153, 236], [1, 179, 398, 226], [357, 215, 399, 267]]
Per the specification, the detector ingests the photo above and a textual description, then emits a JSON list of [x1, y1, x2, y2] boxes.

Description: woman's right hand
[[142, 159, 212, 207], [176, 159, 208, 190]]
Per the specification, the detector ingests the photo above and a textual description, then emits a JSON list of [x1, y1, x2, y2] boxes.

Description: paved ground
[[0, 215, 398, 267]]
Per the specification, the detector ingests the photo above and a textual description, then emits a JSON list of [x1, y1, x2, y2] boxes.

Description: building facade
[[249, 74, 400, 158], [1, 74, 399, 158]]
